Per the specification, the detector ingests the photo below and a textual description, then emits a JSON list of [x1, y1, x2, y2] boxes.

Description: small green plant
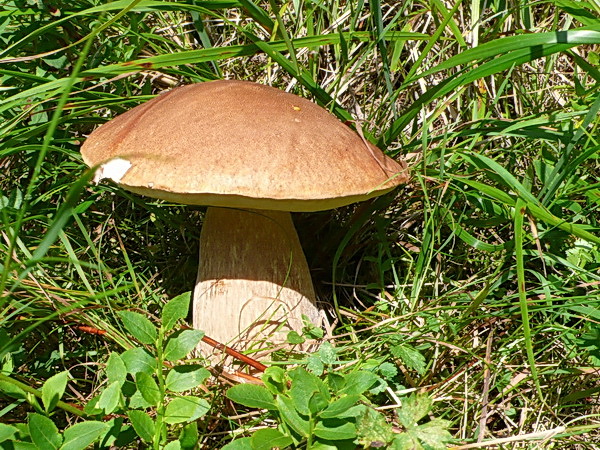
[[0, 292, 210, 449], [225, 362, 451, 449]]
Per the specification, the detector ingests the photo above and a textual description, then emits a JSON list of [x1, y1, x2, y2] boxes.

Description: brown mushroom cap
[[81, 80, 408, 212]]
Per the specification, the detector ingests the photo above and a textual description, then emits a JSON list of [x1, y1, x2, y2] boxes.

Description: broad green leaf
[[276, 394, 310, 437], [251, 429, 293, 450], [378, 362, 398, 379], [397, 394, 433, 428], [164, 396, 210, 424], [105, 352, 127, 385], [221, 437, 253, 450], [117, 311, 157, 345], [121, 347, 156, 375], [28, 413, 62, 450], [309, 444, 338, 450], [128, 410, 155, 443], [319, 395, 361, 419], [136, 372, 161, 406], [313, 420, 357, 440], [82, 395, 102, 416], [164, 440, 182, 450], [392, 433, 418, 449], [262, 366, 286, 395], [356, 407, 394, 447], [163, 329, 204, 361], [162, 292, 191, 331], [289, 367, 330, 415], [61, 421, 109, 450], [226, 384, 276, 410], [179, 422, 199, 450], [128, 388, 155, 409], [390, 344, 427, 375], [340, 371, 380, 396], [286, 330, 305, 344], [413, 419, 453, 449], [317, 341, 337, 365], [101, 418, 131, 449], [0, 423, 18, 443], [165, 365, 210, 392], [41, 370, 69, 414], [97, 381, 122, 414], [306, 354, 324, 375]]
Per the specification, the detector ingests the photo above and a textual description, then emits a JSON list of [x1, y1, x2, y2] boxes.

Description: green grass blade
[[514, 198, 544, 402]]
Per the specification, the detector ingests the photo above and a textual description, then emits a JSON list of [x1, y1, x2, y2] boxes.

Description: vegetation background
[[1, 0, 600, 448]]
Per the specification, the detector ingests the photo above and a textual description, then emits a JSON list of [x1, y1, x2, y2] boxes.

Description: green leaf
[[97, 381, 122, 414], [28, 413, 62, 450], [163, 329, 205, 361], [0, 381, 28, 399], [121, 347, 157, 375], [262, 366, 287, 395], [313, 420, 357, 440], [164, 440, 182, 450], [317, 341, 337, 365], [356, 407, 394, 447], [82, 395, 102, 416], [128, 410, 155, 443], [340, 371, 380, 396], [309, 444, 338, 450], [41, 370, 69, 414], [390, 344, 427, 376], [251, 429, 293, 450], [221, 437, 253, 450], [179, 422, 199, 450], [413, 418, 453, 450], [162, 292, 191, 331], [276, 394, 310, 437], [319, 395, 361, 419], [306, 354, 324, 375], [378, 362, 398, 379], [165, 365, 210, 392], [61, 421, 109, 450], [164, 396, 210, 424], [128, 388, 155, 409], [288, 367, 330, 416], [0, 423, 18, 443], [226, 384, 276, 410], [136, 372, 161, 406], [286, 330, 305, 344], [105, 352, 127, 385], [117, 311, 157, 345], [392, 433, 419, 449], [397, 394, 433, 428]]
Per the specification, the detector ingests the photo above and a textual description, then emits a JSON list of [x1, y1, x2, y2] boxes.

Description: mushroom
[[81, 80, 409, 356]]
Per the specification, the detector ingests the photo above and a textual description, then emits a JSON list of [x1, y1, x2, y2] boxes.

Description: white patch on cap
[[93, 158, 132, 184]]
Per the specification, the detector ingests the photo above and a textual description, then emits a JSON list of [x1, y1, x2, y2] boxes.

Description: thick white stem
[[193, 207, 321, 355]]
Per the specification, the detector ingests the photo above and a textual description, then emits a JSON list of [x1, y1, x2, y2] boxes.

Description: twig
[[450, 426, 566, 449]]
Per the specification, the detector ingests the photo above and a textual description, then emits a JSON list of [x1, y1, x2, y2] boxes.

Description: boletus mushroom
[[81, 80, 409, 357]]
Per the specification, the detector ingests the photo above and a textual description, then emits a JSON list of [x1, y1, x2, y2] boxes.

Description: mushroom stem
[[193, 207, 321, 355]]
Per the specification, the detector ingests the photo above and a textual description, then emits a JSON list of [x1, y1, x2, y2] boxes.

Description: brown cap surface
[[81, 80, 409, 212]]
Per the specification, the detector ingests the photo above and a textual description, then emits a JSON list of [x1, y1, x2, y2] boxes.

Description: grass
[[1, 0, 600, 448]]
